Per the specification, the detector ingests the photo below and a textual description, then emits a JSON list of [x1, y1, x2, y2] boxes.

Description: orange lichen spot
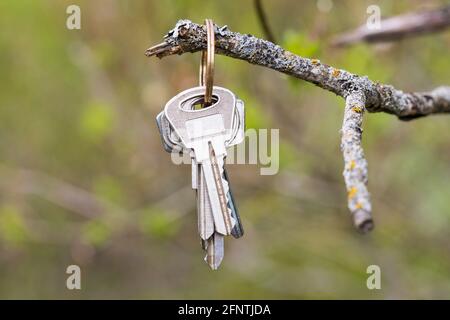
[[349, 160, 356, 170], [352, 106, 363, 113], [348, 187, 357, 199], [311, 59, 319, 65], [332, 68, 340, 77]]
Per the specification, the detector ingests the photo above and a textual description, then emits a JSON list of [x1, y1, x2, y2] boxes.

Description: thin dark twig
[[254, 0, 276, 43]]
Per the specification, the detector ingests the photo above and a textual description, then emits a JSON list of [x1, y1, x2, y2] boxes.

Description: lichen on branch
[[341, 93, 373, 232]]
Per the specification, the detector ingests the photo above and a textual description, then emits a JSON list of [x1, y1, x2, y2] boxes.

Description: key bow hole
[[182, 95, 219, 110]]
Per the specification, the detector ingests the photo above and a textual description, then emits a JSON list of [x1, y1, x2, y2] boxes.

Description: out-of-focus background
[[0, 0, 449, 299]]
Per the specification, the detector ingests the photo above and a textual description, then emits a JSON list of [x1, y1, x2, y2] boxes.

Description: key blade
[[204, 233, 224, 270], [201, 239, 208, 251], [224, 168, 244, 239], [229, 204, 244, 238], [197, 165, 215, 240], [208, 143, 236, 235], [202, 162, 228, 235], [229, 203, 244, 238]]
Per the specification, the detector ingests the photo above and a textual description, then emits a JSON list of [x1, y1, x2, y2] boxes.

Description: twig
[[341, 92, 373, 232], [0, 166, 116, 218], [0, 165, 195, 220], [145, 20, 450, 232], [332, 5, 450, 47], [254, 0, 276, 43]]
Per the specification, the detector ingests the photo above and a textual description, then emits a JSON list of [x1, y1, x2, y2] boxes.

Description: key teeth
[[217, 157, 236, 233]]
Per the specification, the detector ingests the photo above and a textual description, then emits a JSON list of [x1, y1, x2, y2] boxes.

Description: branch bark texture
[[146, 20, 450, 232], [341, 92, 373, 232]]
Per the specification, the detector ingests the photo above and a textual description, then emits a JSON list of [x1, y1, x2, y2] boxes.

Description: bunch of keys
[[154, 20, 245, 270]]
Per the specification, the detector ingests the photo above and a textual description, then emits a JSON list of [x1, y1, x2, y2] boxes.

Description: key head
[[228, 98, 245, 147], [164, 86, 237, 153], [156, 111, 185, 153], [155, 112, 174, 153]]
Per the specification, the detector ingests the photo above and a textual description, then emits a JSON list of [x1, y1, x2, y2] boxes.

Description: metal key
[[164, 86, 237, 236], [157, 86, 245, 269], [164, 87, 236, 270], [156, 110, 243, 239], [156, 113, 213, 239], [226, 98, 245, 238]]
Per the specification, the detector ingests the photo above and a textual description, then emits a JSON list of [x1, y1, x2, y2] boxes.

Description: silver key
[[223, 98, 245, 238], [156, 111, 239, 239], [156, 113, 215, 241], [157, 97, 245, 239], [158, 98, 243, 150], [164, 86, 236, 236], [158, 86, 245, 269]]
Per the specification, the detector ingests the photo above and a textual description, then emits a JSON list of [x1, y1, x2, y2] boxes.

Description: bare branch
[[0, 166, 109, 218], [341, 92, 373, 233], [146, 20, 450, 120], [254, 0, 276, 43], [332, 5, 450, 47], [0, 165, 195, 221]]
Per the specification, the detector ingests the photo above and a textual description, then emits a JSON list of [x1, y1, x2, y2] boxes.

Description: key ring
[[199, 19, 215, 106]]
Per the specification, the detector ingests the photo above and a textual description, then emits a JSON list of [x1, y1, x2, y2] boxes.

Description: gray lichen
[[341, 93, 373, 232]]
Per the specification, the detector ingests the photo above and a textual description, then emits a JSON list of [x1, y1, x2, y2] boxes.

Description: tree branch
[[146, 20, 450, 119], [341, 92, 373, 232], [145, 20, 450, 232], [332, 5, 450, 47]]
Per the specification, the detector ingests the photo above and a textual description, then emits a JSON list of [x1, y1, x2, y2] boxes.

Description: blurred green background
[[0, 0, 449, 299]]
